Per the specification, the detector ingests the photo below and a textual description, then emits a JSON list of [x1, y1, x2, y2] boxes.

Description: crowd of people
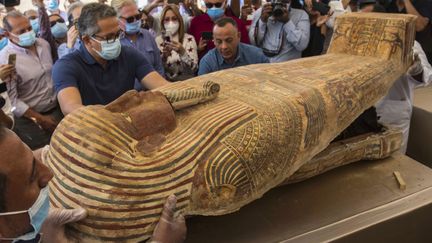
[[0, 0, 430, 241]]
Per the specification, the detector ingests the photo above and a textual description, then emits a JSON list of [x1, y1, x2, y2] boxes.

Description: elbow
[[415, 17, 429, 32]]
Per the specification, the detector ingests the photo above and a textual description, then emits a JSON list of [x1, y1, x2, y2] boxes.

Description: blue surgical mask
[[13, 31, 37, 47], [0, 38, 8, 50], [46, 0, 59, 11], [30, 19, 40, 34], [0, 186, 50, 243], [51, 22, 68, 38], [207, 7, 225, 21], [125, 20, 142, 34], [91, 37, 122, 60]]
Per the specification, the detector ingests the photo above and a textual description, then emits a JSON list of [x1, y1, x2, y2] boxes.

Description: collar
[[217, 43, 242, 66], [120, 29, 145, 40], [6, 38, 38, 55], [78, 43, 97, 65]]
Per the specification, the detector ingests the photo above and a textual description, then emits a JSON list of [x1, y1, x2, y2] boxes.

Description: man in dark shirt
[[52, 3, 170, 115]]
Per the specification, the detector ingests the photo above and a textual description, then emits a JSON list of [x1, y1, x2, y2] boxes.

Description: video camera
[[0, 0, 20, 7], [269, 0, 285, 17]]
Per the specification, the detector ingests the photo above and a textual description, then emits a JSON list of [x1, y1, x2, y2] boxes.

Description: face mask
[[13, 31, 37, 47], [51, 22, 68, 38], [91, 37, 122, 60], [207, 7, 225, 21], [45, 0, 59, 11], [125, 20, 142, 34], [164, 21, 179, 35], [0, 187, 50, 243], [0, 38, 7, 50], [30, 19, 40, 34]]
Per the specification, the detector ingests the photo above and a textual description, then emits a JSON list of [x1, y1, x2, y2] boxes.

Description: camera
[[269, 0, 285, 17], [0, 0, 20, 7]]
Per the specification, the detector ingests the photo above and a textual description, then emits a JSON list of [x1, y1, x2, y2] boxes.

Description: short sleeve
[[126, 47, 155, 81], [52, 56, 79, 93]]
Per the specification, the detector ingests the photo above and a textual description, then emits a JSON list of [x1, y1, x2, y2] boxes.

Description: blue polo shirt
[[198, 43, 269, 76], [52, 43, 154, 105]]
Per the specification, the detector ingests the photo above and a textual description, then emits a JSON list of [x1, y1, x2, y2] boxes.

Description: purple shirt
[[0, 38, 57, 117]]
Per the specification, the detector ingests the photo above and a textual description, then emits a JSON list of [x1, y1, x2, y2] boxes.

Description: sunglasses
[[205, 2, 223, 8], [120, 13, 142, 24], [50, 18, 65, 27]]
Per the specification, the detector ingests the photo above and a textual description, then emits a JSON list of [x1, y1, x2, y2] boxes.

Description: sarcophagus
[[44, 13, 416, 242]]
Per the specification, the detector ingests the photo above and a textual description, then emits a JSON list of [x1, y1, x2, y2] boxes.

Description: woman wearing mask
[[156, 5, 198, 81]]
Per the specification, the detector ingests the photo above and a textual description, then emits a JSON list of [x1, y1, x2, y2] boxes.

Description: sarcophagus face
[[44, 13, 416, 242]]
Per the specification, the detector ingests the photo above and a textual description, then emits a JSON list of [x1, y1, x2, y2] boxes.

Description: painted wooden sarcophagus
[[44, 13, 416, 242]]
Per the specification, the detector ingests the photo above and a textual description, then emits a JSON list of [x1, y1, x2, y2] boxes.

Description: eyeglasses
[[92, 30, 121, 43], [50, 18, 65, 27], [205, 2, 224, 8], [120, 13, 142, 23]]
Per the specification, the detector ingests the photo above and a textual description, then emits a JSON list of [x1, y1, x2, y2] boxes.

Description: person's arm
[[34, 0, 58, 61], [283, 11, 310, 52], [181, 36, 198, 72], [409, 42, 432, 86], [403, 0, 430, 32], [57, 87, 84, 115], [197, 55, 213, 76], [141, 72, 170, 90], [151, 37, 166, 77], [249, 8, 267, 46]]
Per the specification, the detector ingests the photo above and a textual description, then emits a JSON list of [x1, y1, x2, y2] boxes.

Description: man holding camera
[[249, 0, 310, 63]]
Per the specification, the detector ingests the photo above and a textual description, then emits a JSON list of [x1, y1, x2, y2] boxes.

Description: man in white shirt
[[376, 41, 432, 153]]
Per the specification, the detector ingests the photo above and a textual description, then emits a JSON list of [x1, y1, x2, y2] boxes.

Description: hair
[[23, 9, 37, 18], [77, 3, 117, 37], [0, 126, 9, 213], [67, 1, 84, 21], [372, 3, 386, 12], [111, 0, 137, 16], [160, 4, 185, 43], [49, 13, 64, 21], [2, 11, 25, 32], [214, 17, 238, 28]]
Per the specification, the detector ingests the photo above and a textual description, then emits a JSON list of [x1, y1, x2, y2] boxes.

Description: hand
[[197, 38, 207, 52], [260, 3, 273, 23], [151, 195, 186, 243], [161, 44, 172, 61], [166, 41, 185, 55], [36, 114, 58, 132], [241, 5, 253, 21], [0, 64, 15, 81], [66, 26, 79, 49], [316, 13, 330, 27], [276, 7, 289, 23], [32, 0, 45, 8], [304, 0, 313, 8], [41, 207, 87, 243], [407, 53, 423, 76]]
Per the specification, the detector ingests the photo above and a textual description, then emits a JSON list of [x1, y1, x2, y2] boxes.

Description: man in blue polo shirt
[[52, 3, 170, 115], [198, 17, 269, 76]]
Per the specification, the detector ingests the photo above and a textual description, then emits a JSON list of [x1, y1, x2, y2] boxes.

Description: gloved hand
[[41, 207, 87, 243], [150, 195, 187, 243], [407, 53, 423, 77]]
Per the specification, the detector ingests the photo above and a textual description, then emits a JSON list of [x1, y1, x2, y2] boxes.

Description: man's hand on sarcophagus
[[150, 195, 187, 243], [41, 207, 87, 243]]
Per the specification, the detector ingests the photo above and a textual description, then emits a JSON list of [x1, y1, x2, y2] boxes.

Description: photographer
[[249, 0, 310, 63]]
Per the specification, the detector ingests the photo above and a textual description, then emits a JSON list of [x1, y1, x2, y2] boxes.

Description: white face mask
[[164, 21, 180, 35]]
